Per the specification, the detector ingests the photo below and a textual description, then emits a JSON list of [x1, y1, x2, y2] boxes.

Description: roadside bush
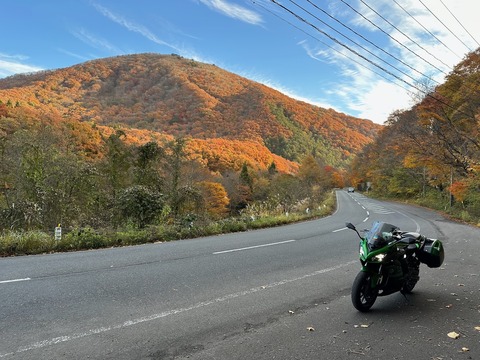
[[1, 191, 338, 256], [0, 230, 55, 256], [111, 228, 156, 246], [56, 227, 106, 251]]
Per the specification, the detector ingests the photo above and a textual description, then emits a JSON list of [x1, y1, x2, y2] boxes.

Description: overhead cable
[[439, 0, 480, 47], [418, 0, 472, 52], [251, 0, 413, 94], [304, 0, 441, 86], [356, 0, 449, 73], [391, 0, 461, 60], [286, 0, 423, 88], [268, 0, 473, 118]]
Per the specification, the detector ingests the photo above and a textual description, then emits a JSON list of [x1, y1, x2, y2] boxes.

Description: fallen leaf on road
[[307, 327, 315, 332], [288, 310, 294, 314], [445, 304, 453, 308], [461, 347, 469, 352], [475, 326, 480, 331], [447, 331, 460, 339], [360, 324, 369, 328]]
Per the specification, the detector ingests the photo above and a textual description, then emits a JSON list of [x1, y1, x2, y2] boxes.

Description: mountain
[[0, 53, 381, 171]]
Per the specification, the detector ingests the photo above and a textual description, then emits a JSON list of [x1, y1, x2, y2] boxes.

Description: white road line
[[212, 240, 296, 255], [0, 278, 31, 284], [332, 227, 347, 233], [0, 260, 357, 358]]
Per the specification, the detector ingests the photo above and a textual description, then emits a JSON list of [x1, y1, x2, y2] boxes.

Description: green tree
[[0, 126, 100, 230], [117, 185, 164, 228], [269, 173, 302, 213], [239, 162, 253, 190], [134, 141, 164, 189], [102, 130, 133, 197]]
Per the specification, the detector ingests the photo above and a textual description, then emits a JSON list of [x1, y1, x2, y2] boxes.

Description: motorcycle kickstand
[[400, 291, 411, 306]]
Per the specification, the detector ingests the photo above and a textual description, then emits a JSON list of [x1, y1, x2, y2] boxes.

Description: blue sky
[[2, 0, 479, 124]]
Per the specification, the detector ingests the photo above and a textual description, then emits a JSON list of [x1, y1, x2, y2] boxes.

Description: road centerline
[[212, 240, 296, 255], [0, 278, 31, 284]]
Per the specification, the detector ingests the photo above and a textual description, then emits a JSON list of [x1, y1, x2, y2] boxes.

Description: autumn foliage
[[0, 53, 380, 169], [348, 47, 480, 220], [0, 53, 380, 231]]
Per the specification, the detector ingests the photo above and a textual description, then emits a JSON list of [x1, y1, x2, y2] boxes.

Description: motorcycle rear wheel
[[402, 257, 420, 294], [352, 271, 378, 312]]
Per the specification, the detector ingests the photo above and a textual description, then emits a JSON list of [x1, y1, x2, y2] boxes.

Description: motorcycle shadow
[[352, 289, 451, 317]]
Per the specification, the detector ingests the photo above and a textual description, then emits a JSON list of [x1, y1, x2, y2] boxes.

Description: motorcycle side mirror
[[346, 222, 356, 230], [346, 222, 363, 239]]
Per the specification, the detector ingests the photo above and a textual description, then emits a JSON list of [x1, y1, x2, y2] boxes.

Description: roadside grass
[[369, 190, 480, 228], [0, 192, 336, 257]]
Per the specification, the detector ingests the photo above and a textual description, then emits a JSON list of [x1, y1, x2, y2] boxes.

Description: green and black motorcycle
[[346, 221, 444, 312]]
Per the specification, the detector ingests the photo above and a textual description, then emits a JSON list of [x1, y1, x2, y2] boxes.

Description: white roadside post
[[54, 224, 62, 241]]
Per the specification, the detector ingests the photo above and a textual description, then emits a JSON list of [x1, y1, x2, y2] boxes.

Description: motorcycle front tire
[[351, 271, 378, 312]]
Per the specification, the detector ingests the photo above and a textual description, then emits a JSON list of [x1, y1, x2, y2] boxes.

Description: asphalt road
[[1, 190, 479, 359]]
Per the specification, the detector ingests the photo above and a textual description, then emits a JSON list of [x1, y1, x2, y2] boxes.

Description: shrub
[[0, 230, 54, 256], [56, 227, 106, 251]]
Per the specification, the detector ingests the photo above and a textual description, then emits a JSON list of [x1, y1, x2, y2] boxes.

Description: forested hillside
[[0, 53, 380, 167], [0, 53, 380, 238], [350, 48, 480, 223]]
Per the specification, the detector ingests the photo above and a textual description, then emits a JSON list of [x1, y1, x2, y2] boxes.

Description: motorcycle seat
[[400, 232, 421, 244]]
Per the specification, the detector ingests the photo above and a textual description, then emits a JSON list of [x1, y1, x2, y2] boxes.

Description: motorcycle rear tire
[[352, 271, 378, 312], [402, 257, 420, 294]]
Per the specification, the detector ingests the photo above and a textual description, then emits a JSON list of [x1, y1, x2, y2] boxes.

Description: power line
[[250, 0, 413, 94], [286, 0, 424, 88], [303, 0, 441, 87], [356, 0, 449, 73], [391, 0, 461, 60], [267, 0, 473, 118], [268, 1, 427, 94], [439, 0, 480, 47], [418, 0, 473, 52], [347, 0, 480, 99]]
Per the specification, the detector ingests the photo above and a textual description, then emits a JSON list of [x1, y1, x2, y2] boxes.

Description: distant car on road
[[347, 187, 355, 193]]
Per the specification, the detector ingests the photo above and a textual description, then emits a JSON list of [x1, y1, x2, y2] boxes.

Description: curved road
[[1, 191, 479, 359]]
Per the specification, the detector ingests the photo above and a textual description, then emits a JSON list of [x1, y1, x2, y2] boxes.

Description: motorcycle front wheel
[[351, 271, 378, 312]]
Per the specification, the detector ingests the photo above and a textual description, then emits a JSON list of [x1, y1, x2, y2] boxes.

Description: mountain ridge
[[0, 53, 382, 170]]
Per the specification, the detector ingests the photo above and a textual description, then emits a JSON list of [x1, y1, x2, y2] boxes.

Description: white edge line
[[0, 260, 357, 358], [213, 240, 296, 255], [332, 227, 347, 233], [0, 278, 31, 284]]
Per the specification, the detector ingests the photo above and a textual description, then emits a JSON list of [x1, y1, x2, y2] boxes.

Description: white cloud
[[0, 57, 43, 78], [92, 3, 182, 52], [71, 28, 121, 53], [349, 81, 412, 123], [57, 49, 92, 62], [198, 0, 263, 25], [293, 0, 480, 123]]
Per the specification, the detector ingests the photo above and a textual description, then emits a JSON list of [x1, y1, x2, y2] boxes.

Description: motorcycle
[[346, 221, 444, 312]]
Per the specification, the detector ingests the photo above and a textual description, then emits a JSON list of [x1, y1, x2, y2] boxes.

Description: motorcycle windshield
[[365, 221, 399, 250]]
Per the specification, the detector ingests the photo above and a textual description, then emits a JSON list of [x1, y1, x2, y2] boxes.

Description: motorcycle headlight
[[372, 254, 386, 262]]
